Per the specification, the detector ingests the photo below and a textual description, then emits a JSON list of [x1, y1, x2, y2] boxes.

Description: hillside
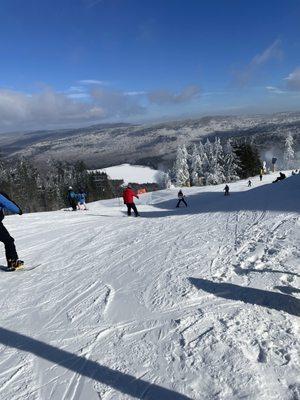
[[0, 172, 299, 399], [0, 112, 300, 169]]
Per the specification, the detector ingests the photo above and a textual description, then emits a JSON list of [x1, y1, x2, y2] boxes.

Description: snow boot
[[7, 259, 24, 271]]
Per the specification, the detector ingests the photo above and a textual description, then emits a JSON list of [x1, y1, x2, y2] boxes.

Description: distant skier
[[248, 180, 252, 187], [176, 190, 187, 208], [123, 185, 140, 217], [224, 185, 230, 196], [78, 190, 87, 210], [0, 192, 23, 270], [272, 172, 286, 183], [67, 187, 78, 211]]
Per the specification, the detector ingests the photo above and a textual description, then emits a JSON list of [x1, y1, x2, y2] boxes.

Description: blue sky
[[0, 0, 300, 131]]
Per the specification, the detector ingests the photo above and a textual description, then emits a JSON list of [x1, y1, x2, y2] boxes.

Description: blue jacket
[[0, 193, 21, 221], [67, 190, 77, 200], [78, 193, 87, 202]]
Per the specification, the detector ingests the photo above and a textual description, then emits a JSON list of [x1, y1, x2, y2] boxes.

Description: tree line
[[0, 157, 116, 213], [170, 138, 262, 186], [0, 133, 295, 211]]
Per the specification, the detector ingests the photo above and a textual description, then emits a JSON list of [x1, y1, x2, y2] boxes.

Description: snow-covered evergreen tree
[[198, 141, 206, 162], [189, 144, 204, 185], [202, 138, 213, 180], [203, 137, 225, 185], [283, 133, 295, 169], [172, 144, 190, 186], [223, 139, 240, 182], [213, 137, 226, 182]]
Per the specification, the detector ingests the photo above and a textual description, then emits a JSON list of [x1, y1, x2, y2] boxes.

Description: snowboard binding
[[7, 259, 24, 271]]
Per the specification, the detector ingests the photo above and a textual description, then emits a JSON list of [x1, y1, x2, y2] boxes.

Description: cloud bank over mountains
[[0, 83, 201, 132], [0, 88, 105, 132]]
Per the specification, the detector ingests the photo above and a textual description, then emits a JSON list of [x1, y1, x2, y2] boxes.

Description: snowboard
[[0, 263, 41, 272]]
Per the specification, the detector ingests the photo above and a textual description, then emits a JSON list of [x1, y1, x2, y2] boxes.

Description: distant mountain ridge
[[0, 112, 299, 169]]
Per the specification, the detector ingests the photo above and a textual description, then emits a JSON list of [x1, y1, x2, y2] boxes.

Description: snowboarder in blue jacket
[[67, 187, 78, 211], [0, 192, 23, 270]]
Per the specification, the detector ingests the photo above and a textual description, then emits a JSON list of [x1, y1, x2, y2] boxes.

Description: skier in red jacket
[[122, 185, 140, 217]]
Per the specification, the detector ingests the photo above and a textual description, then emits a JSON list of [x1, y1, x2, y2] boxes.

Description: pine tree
[[202, 138, 213, 182], [12, 158, 40, 212], [189, 144, 203, 186], [233, 142, 261, 179], [283, 133, 295, 169], [223, 140, 240, 182], [213, 137, 226, 183], [172, 144, 190, 186], [203, 137, 225, 185]]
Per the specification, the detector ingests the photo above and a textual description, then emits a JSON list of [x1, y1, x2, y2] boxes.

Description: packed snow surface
[[93, 163, 159, 184], [0, 173, 300, 400]]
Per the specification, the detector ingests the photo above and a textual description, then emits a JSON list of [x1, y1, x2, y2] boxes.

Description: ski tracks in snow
[[0, 178, 300, 399]]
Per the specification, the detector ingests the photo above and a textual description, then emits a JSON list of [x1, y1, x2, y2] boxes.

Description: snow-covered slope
[[0, 172, 299, 400]]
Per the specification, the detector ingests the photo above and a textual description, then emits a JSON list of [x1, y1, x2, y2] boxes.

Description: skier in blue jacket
[[0, 192, 23, 270]]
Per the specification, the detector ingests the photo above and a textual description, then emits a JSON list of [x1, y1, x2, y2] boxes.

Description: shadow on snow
[[143, 176, 300, 218], [0, 327, 191, 400], [234, 265, 300, 278], [189, 278, 300, 317], [274, 286, 300, 295]]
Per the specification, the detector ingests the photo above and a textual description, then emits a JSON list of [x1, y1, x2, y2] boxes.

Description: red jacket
[[123, 188, 138, 204]]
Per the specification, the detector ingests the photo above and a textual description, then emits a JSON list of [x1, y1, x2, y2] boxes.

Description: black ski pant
[[176, 198, 187, 207], [0, 222, 18, 264], [69, 199, 77, 211], [126, 203, 139, 216]]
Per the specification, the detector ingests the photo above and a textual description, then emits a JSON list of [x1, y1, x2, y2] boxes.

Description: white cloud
[[251, 39, 283, 66], [0, 86, 145, 132], [148, 85, 201, 105], [0, 83, 204, 132], [78, 79, 108, 85], [234, 39, 283, 86], [66, 92, 90, 99], [284, 68, 300, 91], [68, 86, 85, 92], [91, 87, 146, 117], [265, 86, 286, 94], [124, 91, 147, 96]]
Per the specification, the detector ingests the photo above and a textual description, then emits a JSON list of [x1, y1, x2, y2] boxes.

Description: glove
[[18, 209, 23, 215]]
